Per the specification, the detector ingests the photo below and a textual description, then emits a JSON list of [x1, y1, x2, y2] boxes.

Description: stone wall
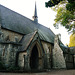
[[53, 35, 66, 69], [64, 52, 74, 69], [41, 41, 52, 69], [2, 29, 23, 42], [18, 52, 27, 69], [0, 28, 22, 68], [0, 43, 21, 68]]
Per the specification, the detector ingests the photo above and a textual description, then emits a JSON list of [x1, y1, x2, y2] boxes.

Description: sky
[[0, 0, 70, 45]]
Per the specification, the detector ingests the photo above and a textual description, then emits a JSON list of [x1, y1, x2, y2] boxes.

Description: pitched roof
[[0, 4, 55, 43], [20, 31, 37, 51]]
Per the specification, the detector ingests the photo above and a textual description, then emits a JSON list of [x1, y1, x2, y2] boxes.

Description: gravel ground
[[0, 70, 75, 75]]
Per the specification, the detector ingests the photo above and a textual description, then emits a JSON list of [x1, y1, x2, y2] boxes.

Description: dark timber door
[[30, 45, 39, 69]]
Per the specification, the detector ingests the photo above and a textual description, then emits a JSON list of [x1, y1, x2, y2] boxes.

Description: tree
[[45, 0, 63, 7], [69, 34, 75, 47], [45, 0, 75, 33], [45, 0, 75, 11]]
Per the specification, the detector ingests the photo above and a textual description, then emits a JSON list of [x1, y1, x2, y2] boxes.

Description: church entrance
[[30, 45, 39, 69]]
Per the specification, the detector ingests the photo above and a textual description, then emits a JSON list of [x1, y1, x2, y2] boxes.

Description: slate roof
[[0, 4, 55, 43], [20, 31, 37, 51], [60, 44, 68, 53]]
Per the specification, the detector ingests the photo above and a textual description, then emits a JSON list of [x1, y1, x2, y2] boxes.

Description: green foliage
[[54, 7, 75, 32], [0, 61, 5, 70], [0, 56, 20, 71], [0, 57, 6, 70], [66, 2, 75, 11], [6, 66, 20, 71], [45, 0, 75, 33], [45, 0, 63, 7], [68, 0, 74, 3], [45, 0, 75, 9]]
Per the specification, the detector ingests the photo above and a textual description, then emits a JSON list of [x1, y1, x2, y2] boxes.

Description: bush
[[6, 66, 20, 71], [0, 61, 6, 70]]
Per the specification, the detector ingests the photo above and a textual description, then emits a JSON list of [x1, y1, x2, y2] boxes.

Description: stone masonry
[[53, 35, 66, 69]]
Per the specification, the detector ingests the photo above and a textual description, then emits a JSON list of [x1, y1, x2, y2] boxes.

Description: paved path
[[0, 70, 75, 75]]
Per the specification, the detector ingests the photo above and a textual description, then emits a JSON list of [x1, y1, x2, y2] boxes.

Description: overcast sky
[[0, 0, 70, 45]]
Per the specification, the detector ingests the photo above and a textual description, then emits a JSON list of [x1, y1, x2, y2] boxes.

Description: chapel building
[[0, 4, 75, 71]]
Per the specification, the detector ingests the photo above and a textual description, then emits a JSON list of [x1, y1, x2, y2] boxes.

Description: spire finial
[[33, 1, 38, 23]]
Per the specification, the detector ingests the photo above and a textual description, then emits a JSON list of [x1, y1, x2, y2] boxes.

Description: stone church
[[0, 4, 75, 71]]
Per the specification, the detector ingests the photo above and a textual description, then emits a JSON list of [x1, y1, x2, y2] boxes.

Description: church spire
[[33, 2, 38, 23]]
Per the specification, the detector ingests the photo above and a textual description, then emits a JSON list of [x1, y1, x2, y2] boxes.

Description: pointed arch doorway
[[30, 45, 39, 69]]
